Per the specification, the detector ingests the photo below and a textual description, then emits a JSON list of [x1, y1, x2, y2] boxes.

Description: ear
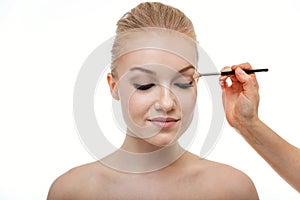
[[107, 73, 120, 100]]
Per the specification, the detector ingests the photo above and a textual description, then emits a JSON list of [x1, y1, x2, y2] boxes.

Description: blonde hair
[[116, 2, 196, 40], [111, 2, 197, 74]]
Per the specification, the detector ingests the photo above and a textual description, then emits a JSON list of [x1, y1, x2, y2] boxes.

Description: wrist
[[234, 117, 262, 135], [233, 117, 269, 146]]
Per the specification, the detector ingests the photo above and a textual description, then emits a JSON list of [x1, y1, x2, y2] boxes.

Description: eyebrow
[[129, 67, 156, 75], [130, 65, 195, 75], [178, 65, 195, 73]]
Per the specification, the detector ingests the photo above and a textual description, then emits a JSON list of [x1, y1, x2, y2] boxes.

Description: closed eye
[[174, 81, 194, 89], [133, 83, 155, 90]]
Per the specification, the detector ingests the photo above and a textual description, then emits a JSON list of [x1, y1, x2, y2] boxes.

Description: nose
[[155, 86, 176, 112]]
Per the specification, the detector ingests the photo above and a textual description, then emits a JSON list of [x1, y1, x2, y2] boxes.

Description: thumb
[[235, 67, 248, 83], [235, 67, 256, 92]]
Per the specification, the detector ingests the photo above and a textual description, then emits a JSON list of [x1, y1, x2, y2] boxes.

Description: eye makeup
[[174, 81, 194, 89], [133, 83, 155, 90], [128, 65, 197, 91]]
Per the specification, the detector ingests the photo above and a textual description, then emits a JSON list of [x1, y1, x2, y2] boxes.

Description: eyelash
[[174, 81, 194, 89], [133, 83, 155, 90], [133, 81, 194, 91]]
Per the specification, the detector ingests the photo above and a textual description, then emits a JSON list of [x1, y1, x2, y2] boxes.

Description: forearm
[[236, 119, 300, 192]]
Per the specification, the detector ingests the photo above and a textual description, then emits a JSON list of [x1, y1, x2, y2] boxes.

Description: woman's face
[[108, 49, 198, 147]]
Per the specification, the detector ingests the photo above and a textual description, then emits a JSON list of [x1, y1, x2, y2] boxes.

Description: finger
[[219, 75, 227, 82], [232, 62, 252, 70], [229, 74, 238, 82], [219, 75, 228, 88], [222, 65, 240, 83], [219, 66, 231, 89], [235, 67, 259, 92], [232, 62, 258, 83], [220, 66, 232, 72], [221, 66, 239, 83]]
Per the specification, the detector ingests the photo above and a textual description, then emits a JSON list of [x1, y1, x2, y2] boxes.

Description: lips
[[148, 117, 180, 129]]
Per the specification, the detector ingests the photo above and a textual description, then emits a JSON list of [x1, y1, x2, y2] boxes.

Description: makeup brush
[[200, 68, 268, 77]]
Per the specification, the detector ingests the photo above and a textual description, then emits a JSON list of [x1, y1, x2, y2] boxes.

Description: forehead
[[115, 49, 193, 76], [112, 28, 198, 74]]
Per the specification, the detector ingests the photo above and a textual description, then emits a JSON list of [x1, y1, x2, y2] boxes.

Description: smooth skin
[[220, 62, 300, 192], [47, 153, 258, 200], [47, 52, 259, 200], [47, 153, 258, 199]]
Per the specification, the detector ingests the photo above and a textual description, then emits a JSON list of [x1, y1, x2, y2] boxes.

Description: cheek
[[119, 87, 136, 123], [175, 89, 197, 113], [127, 92, 155, 119], [128, 95, 142, 117]]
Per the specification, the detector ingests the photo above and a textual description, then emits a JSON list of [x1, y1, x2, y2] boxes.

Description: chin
[[146, 133, 179, 148]]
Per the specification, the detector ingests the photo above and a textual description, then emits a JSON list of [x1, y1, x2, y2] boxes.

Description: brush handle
[[221, 68, 269, 76]]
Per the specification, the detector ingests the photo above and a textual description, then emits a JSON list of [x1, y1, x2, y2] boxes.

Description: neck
[[101, 135, 185, 173], [121, 134, 173, 153]]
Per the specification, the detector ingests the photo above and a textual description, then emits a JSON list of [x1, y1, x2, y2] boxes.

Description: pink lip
[[148, 117, 180, 129]]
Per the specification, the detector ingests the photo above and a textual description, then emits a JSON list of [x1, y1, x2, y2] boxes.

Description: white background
[[0, 0, 299, 199]]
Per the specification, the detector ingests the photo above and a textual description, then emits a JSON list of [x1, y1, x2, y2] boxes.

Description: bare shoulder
[[208, 160, 258, 199], [47, 162, 109, 200], [186, 153, 259, 199]]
